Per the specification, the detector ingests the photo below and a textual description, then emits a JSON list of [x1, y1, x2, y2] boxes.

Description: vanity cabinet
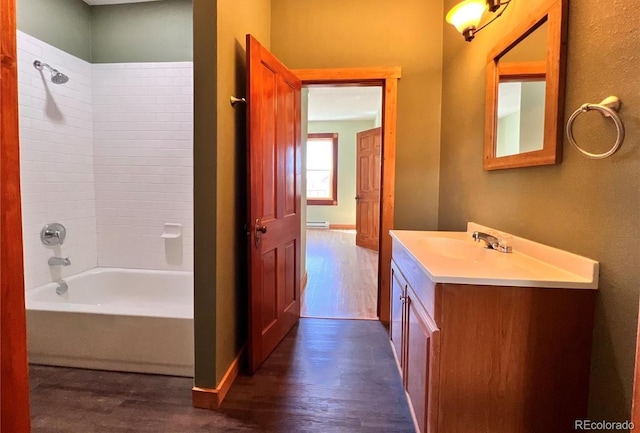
[[391, 261, 440, 433], [390, 263, 405, 367], [390, 237, 596, 433], [405, 286, 439, 433]]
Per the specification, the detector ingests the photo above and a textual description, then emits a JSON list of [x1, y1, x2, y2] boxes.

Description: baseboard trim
[[329, 224, 356, 230], [192, 347, 244, 410], [301, 271, 308, 291]]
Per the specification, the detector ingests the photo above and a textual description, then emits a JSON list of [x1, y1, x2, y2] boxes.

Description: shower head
[[33, 60, 69, 84], [51, 71, 69, 84]]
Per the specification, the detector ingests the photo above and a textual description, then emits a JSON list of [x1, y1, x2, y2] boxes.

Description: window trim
[[306, 132, 338, 206]]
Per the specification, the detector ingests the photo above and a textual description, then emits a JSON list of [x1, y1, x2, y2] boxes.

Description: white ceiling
[[308, 86, 382, 122], [83, 0, 162, 5]]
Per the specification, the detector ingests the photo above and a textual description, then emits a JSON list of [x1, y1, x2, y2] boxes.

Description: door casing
[[1, 0, 32, 430], [293, 67, 400, 323]]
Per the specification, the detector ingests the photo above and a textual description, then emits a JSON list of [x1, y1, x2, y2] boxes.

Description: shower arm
[[33, 60, 53, 72], [33, 59, 69, 84]]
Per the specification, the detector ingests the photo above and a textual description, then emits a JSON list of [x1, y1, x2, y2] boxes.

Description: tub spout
[[56, 281, 68, 295], [48, 256, 71, 266]]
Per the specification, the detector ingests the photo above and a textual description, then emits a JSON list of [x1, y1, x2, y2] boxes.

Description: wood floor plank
[[30, 319, 414, 432], [301, 229, 378, 319]]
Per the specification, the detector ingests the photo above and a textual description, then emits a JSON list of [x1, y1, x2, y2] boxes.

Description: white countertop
[[390, 223, 599, 290]]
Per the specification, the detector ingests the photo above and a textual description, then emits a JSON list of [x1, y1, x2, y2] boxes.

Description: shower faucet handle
[[41, 223, 67, 246]]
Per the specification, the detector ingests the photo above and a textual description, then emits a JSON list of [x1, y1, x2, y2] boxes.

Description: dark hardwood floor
[[29, 318, 414, 433], [302, 229, 378, 319]]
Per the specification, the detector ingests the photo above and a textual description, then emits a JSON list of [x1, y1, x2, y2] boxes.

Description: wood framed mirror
[[484, 0, 568, 170]]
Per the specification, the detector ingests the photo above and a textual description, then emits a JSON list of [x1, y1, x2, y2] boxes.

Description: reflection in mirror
[[496, 76, 546, 157], [495, 22, 548, 157], [484, 0, 567, 170]]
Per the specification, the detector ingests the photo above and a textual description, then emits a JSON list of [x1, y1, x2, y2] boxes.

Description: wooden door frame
[[293, 67, 400, 323], [1, 0, 32, 431]]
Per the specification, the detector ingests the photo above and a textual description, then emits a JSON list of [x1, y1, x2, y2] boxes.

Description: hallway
[[301, 230, 378, 319], [29, 319, 414, 432]]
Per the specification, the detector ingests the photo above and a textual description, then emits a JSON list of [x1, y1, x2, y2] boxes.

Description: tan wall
[[271, 0, 444, 230], [439, 0, 640, 422], [215, 0, 271, 385]]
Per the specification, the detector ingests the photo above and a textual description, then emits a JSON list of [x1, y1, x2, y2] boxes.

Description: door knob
[[355, 195, 361, 201], [255, 219, 267, 234], [254, 219, 267, 248]]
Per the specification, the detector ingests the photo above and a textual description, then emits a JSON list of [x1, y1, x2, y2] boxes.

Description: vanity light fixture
[[446, 0, 512, 42]]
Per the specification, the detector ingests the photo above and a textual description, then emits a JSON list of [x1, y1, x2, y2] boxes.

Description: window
[[306, 133, 338, 205]]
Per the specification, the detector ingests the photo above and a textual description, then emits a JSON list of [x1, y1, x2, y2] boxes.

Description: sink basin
[[418, 237, 488, 261], [390, 224, 599, 289]]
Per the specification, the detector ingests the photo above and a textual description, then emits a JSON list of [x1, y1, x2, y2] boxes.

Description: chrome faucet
[[48, 256, 71, 266], [56, 281, 68, 295], [472, 231, 512, 253]]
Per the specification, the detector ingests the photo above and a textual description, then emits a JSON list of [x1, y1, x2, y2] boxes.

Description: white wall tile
[[93, 62, 193, 272], [18, 31, 97, 290], [18, 32, 194, 289]]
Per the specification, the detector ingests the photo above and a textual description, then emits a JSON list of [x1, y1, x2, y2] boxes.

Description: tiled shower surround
[[17, 31, 193, 290], [93, 63, 193, 270]]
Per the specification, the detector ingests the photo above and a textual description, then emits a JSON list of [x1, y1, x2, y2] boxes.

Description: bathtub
[[25, 267, 194, 377]]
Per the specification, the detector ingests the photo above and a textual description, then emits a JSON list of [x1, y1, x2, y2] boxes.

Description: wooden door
[[1, 0, 32, 431], [355, 127, 381, 251], [246, 35, 301, 373]]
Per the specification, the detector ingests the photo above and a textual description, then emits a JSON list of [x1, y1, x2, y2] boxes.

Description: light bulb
[[446, 0, 488, 39]]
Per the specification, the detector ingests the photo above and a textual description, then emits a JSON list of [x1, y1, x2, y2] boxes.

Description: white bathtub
[[25, 267, 194, 377]]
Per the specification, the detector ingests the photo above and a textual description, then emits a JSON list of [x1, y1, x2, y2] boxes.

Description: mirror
[[484, 0, 567, 170]]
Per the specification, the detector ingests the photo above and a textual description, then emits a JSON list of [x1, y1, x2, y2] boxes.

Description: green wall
[[271, 0, 444, 231], [193, 0, 217, 389], [91, 0, 193, 63], [17, 0, 92, 62], [193, 0, 272, 389], [214, 0, 271, 386], [307, 119, 377, 225], [17, 0, 192, 63], [439, 0, 640, 424]]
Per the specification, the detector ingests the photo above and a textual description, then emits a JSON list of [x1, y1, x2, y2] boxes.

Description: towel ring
[[566, 96, 625, 159]]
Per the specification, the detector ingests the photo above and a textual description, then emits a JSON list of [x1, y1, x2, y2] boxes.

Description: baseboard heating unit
[[306, 221, 329, 228]]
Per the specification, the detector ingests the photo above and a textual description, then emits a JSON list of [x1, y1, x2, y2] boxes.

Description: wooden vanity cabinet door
[[405, 287, 440, 433], [390, 261, 406, 377]]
